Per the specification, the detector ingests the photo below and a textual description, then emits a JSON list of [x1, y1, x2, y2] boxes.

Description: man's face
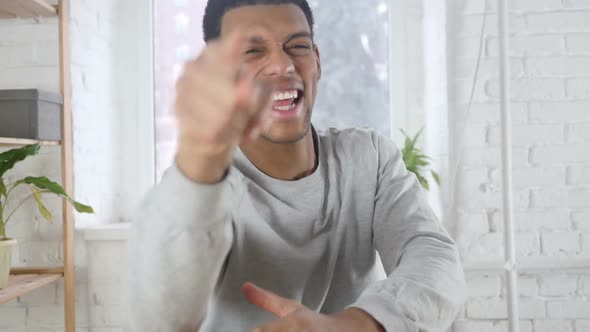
[[221, 4, 321, 144]]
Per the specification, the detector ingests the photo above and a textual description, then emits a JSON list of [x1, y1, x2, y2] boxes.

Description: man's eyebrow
[[247, 35, 267, 44], [245, 31, 312, 45], [284, 32, 313, 43]]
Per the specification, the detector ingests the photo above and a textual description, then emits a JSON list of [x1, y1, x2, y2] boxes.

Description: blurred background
[[0, 0, 588, 331]]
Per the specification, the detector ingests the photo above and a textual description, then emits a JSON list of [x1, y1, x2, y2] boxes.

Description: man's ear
[[314, 44, 322, 81]]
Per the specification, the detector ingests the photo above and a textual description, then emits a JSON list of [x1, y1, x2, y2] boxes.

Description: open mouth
[[271, 89, 303, 112]]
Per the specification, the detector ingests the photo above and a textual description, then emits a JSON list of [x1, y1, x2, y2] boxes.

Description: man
[[125, 0, 466, 331]]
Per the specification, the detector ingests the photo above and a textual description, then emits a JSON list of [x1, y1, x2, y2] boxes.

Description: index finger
[[242, 282, 303, 318], [219, 29, 248, 63]]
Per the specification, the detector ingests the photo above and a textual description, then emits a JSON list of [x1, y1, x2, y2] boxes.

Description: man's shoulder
[[316, 126, 401, 167], [317, 126, 378, 143], [317, 126, 386, 153], [315, 127, 382, 168]]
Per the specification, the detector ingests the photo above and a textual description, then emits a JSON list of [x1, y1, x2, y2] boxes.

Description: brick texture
[[450, 1, 590, 331], [1, 0, 590, 331], [0, 0, 122, 330]]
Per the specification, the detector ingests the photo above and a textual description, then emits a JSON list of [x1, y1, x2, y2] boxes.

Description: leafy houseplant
[[400, 128, 440, 191], [0, 144, 93, 288]]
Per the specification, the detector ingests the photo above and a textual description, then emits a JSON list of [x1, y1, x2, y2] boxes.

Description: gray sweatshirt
[[125, 127, 467, 332]]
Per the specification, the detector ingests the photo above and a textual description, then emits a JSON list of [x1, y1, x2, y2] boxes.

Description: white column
[[497, 0, 519, 330]]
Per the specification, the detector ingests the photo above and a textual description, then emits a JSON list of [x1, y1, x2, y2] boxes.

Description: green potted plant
[[400, 128, 440, 191], [0, 144, 93, 288]]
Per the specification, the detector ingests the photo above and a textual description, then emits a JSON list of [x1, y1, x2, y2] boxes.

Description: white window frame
[[135, 0, 157, 194]]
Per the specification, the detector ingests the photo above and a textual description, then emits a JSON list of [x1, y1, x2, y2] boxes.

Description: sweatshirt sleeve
[[350, 134, 467, 332], [124, 165, 234, 332]]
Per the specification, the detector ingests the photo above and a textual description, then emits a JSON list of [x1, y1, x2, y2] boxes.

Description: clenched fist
[[174, 31, 273, 184]]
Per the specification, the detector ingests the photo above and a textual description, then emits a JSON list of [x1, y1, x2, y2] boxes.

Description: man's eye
[[245, 49, 262, 55], [286, 44, 311, 56]]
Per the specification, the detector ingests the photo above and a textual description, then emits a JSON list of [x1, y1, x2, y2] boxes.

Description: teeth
[[273, 90, 298, 101], [275, 104, 296, 111]]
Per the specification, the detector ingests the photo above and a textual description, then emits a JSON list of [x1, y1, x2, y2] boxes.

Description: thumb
[[235, 78, 273, 140], [235, 76, 272, 116], [242, 282, 303, 318]]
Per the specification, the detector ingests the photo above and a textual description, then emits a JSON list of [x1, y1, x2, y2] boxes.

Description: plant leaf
[[72, 201, 94, 213], [416, 173, 430, 190], [0, 179, 5, 198], [431, 170, 440, 185], [399, 127, 441, 191], [30, 186, 52, 223], [15, 176, 94, 214], [406, 154, 418, 172], [411, 128, 424, 147], [404, 137, 413, 153], [400, 129, 417, 152], [415, 159, 429, 167], [0, 144, 40, 177], [416, 153, 431, 160], [0, 220, 5, 240], [399, 128, 411, 140]]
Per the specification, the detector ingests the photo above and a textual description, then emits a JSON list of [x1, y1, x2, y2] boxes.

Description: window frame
[[137, 0, 157, 191]]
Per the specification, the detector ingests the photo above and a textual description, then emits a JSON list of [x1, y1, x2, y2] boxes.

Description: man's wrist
[[333, 308, 385, 332], [175, 153, 229, 184]]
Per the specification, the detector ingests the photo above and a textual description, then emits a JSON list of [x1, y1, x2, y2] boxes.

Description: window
[[154, 0, 391, 180], [154, 0, 207, 180]]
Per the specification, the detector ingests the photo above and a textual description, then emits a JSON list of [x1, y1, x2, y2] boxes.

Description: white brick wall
[[540, 275, 578, 296], [457, 272, 590, 331], [450, 0, 590, 255], [518, 277, 539, 297], [568, 166, 590, 185], [0, 0, 138, 330], [547, 300, 590, 319], [566, 33, 590, 53], [449, 0, 590, 330], [575, 321, 590, 332], [467, 276, 502, 297], [454, 320, 534, 332], [533, 320, 573, 332], [530, 102, 590, 123]]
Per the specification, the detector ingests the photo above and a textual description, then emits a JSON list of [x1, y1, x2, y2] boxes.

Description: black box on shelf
[[0, 89, 62, 140]]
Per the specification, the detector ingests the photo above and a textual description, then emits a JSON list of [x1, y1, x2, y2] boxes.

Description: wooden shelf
[[0, 0, 57, 19], [11, 266, 65, 275], [0, 1, 76, 329], [0, 273, 62, 304], [0, 137, 60, 147]]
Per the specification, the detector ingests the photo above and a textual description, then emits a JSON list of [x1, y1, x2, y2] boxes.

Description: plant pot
[[0, 239, 17, 289]]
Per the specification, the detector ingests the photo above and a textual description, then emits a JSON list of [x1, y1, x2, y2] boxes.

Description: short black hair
[[202, 0, 315, 42]]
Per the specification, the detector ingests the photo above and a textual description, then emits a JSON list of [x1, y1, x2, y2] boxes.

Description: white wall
[[71, 0, 153, 227], [0, 0, 151, 330], [445, 0, 590, 330]]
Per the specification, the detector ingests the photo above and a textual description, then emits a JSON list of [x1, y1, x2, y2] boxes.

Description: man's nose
[[262, 49, 295, 77]]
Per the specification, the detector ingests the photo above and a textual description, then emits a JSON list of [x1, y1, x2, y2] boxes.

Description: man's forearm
[[124, 165, 234, 331], [354, 235, 466, 332], [334, 308, 385, 332]]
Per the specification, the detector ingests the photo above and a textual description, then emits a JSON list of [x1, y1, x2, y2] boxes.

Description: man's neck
[[239, 129, 317, 181]]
